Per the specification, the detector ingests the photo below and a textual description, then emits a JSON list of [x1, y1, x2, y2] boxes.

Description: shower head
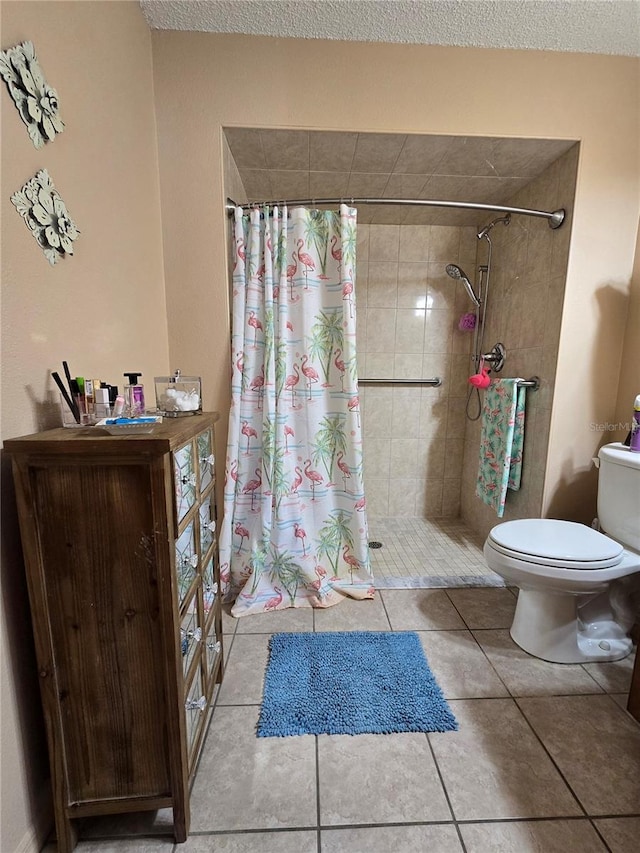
[[445, 263, 481, 307], [477, 213, 511, 241]]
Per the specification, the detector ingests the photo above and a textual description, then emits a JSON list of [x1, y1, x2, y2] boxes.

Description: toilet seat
[[487, 519, 623, 571]]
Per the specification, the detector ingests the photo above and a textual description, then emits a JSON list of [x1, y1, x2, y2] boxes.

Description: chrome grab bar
[[518, 377, 540, 390], [358, 377, 441, 386], [357, 376, 538, 389]]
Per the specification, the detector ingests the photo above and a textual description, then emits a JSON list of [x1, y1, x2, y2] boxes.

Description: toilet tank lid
[[599, 443, 640, 470], [488, 519, 623, 563]]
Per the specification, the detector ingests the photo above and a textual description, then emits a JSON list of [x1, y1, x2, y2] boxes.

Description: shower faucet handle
[[481, 342, 506, 373]]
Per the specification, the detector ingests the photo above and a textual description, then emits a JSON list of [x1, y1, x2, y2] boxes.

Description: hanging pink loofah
[[458, 312, 477, 331]]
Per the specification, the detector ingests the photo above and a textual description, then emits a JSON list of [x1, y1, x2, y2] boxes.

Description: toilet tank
[[597, 443, 640, 552]]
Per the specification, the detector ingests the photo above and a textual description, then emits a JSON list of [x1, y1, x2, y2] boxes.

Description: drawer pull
[[200, 454, 214, 469], [207, 639, 221, 655], [180, 626, 201, 655], [185, 695, 206, 712], [181, 553, 199, 569], [181, 473, 197, 487]]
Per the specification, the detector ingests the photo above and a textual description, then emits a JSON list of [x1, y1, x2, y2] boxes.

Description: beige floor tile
[[473, 629, 605, 696], [190, 706, 316, 831], [429, 699, 581, 820], [460, 819, 607, 852], [517, 695, 640, 815], [594, 817, 640, 852], [72, 843, 174, 852], [321, 824, 463, 852], [367, 516, 495, 584], [235, 606, 314, 633], [222, 606, 239, 635], [380, 589, 466, 630], [583, 651, 636, 694], [318, 732, 451, 825], [418, 630, 509, 698], [217, 634, 270, 705], [314, 595, 391, 632], [611, 693, 630, 711], [446, 588, 517, 628], [180, 830, 318, 852]]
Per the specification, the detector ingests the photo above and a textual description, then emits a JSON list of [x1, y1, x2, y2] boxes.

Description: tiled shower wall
[[357, 223, 479, 517], [460, 144, 578, 541]]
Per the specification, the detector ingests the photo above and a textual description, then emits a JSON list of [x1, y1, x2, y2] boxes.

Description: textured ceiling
[[141, 0, 640, 56], [225, 128, 576, 224]]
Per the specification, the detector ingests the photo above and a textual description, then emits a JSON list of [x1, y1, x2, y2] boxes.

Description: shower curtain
[[219, 204, 374, 616]]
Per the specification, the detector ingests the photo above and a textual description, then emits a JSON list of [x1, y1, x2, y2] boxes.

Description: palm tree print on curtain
[[219, 204, 373, 616]]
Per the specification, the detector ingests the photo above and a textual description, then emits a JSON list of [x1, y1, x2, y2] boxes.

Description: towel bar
[[358, 377, 442, 386], [517, 377, 539, 390]]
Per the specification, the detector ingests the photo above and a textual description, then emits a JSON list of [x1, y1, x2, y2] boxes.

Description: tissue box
[[154, 371, 202, 416]]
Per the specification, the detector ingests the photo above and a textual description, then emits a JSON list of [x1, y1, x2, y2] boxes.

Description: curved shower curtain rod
[[225, 197, 565, 229]]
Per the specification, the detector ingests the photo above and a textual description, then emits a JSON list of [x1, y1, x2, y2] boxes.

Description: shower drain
[[368, 541, 383, 549]]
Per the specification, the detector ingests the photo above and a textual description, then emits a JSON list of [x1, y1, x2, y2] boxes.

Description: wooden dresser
[[5, 413, 223, 851]]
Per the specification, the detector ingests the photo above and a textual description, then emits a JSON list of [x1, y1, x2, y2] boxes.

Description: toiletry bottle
[[630, 394, 640, 452], [123, 372, 145, 417]]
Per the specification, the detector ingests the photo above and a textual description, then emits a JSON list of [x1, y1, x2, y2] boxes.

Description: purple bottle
[[631, 394, 640, 452]]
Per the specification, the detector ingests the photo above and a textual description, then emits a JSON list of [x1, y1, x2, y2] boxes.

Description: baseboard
[[14, 824, 41, 853], [13, 786, 52, 853]]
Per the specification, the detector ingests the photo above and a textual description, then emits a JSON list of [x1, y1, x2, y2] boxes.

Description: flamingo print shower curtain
[[219, 204, 374, 616]]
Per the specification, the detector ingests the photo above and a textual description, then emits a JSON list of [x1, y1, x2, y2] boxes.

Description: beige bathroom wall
[[222, 136, 248, 365], [614, 222, 640, 440], [461, 147, 579, 540], [357, 223, 476, 517], [1, 2, 167, 850], [151, 33, 639, 529]]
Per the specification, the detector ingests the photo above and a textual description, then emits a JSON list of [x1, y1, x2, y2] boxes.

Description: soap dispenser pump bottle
[[630, 394, 640, 452], [123, 372, 145, 417]]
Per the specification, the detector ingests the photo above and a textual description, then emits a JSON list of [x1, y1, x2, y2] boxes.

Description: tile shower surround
[[53, 588, 640, 852], [461, 145, 578, 542], [223, 141, 579, 562], [357, 144, 577, 535], [357, 222, 478, 518]]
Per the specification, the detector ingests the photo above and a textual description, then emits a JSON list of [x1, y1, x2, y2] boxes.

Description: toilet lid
[[488, 519, 624, 569]]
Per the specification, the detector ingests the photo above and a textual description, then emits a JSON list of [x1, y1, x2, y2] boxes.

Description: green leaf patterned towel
[[476, 378, 526, 517]]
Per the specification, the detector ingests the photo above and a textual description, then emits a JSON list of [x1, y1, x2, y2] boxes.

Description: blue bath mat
[[257, 631, 458, 737]]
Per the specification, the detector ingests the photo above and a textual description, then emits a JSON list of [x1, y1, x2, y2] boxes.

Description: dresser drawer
[[179, 593, 201, 682], [199, 495, 215, 556], [202, 555, 218, 623], [197, 428, 215, 493], [175, 521, 198, 608], [174, 441, 196, 522], [204, 614, 222, 689], [184, 665, 206, 764]]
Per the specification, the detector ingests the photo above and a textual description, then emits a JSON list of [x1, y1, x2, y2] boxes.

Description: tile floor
[[58, 588, 640, 853], [368, 516, 503, 588]]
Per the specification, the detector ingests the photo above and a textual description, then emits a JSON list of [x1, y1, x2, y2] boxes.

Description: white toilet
[[484, 442, 640, 663]]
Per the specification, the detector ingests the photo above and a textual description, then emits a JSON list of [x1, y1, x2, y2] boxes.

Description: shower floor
[[368, 516, 505, 589]]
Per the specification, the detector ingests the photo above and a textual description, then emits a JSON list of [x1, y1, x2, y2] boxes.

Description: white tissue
[[163, 388, 200, 411]]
